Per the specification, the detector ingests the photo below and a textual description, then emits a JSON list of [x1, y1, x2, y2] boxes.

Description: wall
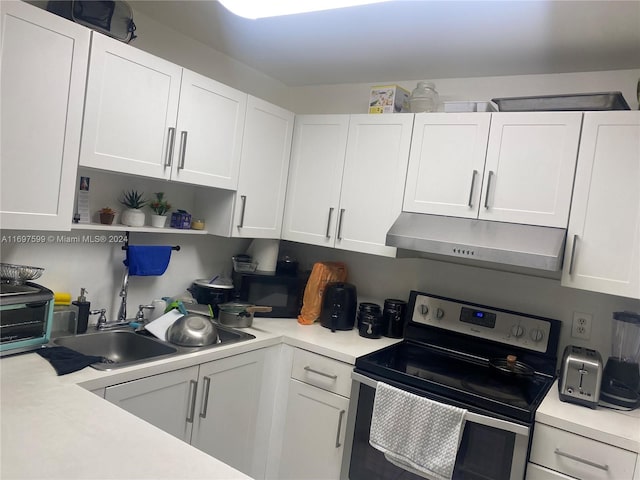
[[2, 231, 250, 324], [281, 242, 640, 360]]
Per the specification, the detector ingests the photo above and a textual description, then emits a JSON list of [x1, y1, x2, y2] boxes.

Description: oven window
[[350, 383, 520, 480], [0, 303, 48, 343]]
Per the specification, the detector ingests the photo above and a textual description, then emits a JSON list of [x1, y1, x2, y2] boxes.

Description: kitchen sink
[[51, 324, 256, 371], [53, 330, 178, 370]]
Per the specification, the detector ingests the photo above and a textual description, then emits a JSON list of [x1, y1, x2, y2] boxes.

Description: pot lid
[[193, 278, 234, 289]]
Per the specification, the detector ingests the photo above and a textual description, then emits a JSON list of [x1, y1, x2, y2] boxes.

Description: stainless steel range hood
[[386, 213, 567, 271]]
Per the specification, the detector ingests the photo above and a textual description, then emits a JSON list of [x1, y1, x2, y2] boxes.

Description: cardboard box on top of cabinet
[[369, 85, 410, 113]]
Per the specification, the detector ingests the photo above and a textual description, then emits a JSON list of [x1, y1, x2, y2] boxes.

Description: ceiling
[[129, 1, 640, 87]]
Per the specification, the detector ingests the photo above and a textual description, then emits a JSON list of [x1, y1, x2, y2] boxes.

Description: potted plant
[[98, 207, 116, 225], [119, 190, 147, 227], [148, 192, 172, 228]]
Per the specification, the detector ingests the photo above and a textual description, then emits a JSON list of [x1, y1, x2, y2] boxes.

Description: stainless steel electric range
[[344, 290, 561, 480]]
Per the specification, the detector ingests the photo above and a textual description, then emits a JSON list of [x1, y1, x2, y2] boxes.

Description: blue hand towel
[[124, 245, 172, 276]]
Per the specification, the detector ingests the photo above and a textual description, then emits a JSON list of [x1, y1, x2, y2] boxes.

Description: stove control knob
[[510, 324, 525, 338], [419, 304, 429, 316], [435, 308, 445, 320], [529, 328, 544, 342]]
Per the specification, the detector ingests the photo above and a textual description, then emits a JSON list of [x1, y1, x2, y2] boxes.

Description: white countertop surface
[[536, 380, 640, 453], [0, 318, 400, 479]]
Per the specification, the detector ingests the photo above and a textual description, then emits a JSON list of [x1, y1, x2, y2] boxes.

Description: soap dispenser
[[72, 288, 90, 333]]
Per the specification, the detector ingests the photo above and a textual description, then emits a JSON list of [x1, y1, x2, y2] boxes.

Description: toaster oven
[[0, 282, 54, 356]]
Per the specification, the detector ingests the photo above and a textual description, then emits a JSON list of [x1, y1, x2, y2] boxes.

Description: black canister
[[359, 308, 384, 338], [357, 302, 381, 329], [383, 299, 407, 338]]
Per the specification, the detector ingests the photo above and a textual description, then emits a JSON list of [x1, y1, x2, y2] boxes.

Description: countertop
[[536, 380, 640, 453], [0, 318, 400, 479]]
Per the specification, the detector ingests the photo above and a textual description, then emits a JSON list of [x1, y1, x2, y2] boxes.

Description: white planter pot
[[121, 208, 145, 227], [150, 214, 167, 228]]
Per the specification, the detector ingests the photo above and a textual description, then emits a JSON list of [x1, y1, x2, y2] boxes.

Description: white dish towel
[[369, 382, 467, 480]]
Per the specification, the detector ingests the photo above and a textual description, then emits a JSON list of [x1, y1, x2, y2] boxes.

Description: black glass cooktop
[[355, 340, 554, 423]]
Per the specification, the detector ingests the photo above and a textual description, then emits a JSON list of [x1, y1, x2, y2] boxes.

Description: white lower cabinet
[[275, 348, 352, 480], [105, 365, 199, 443], [528, 423, 638, 480], [190, 349, 266, 476], [104, 348, 272, 478], [526, 463, 576, 479]]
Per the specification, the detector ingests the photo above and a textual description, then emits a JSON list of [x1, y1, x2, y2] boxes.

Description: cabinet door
[[104, 366, 199, 443], [480, 112, 582, 227], [233, 96, 294, 238], [277, 379, 350, 480], [403, 113, 491, 218], [0, 1, 89, 230], [79, 33, 181, 179], [191, 349, 266, 477], [281, 115, 349, 247], [561, 112, 640, 299], [171, 69, 247, 189], [336, 114, 414, 256]]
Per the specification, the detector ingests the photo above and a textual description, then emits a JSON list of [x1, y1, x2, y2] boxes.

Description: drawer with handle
[[529, 423, 637, 480], [291, 348, 353, 398]]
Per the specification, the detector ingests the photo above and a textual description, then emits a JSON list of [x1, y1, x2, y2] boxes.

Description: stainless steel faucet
[[117, 269, 129, 322], [91, 308, 134, 331]]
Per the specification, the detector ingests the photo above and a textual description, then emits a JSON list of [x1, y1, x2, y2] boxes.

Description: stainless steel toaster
[[558, 345, 603, 409]]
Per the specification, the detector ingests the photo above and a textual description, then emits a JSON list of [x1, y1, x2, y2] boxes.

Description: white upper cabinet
[[404, 113, 491, 218], [561, 111, 640, 299], [282, 115, 349, 247], [80, 33, 246, 190], [282, 114, 413, 257], [336, 114, 414, 256], [172, 70, 247, 189], [0, 1, 89, 230], [403, 112, 582, 228], [479, 112, 582, 228], [80, 33, 181, 180], [233, 96, 294, 238]]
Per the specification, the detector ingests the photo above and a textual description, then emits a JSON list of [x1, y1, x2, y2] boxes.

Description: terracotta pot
[[99, 213, 115, 225]]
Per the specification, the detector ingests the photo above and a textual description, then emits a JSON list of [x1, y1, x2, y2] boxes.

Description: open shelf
[[71, 222, 208, 235]]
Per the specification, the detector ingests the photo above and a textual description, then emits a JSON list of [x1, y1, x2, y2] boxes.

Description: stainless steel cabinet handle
[[467, 170, 478, 207], [554, 448, 609, 471], [177, 131, 188, 170], [337, 208, 345, 240], [568, 234, 578, 275], [199, 376, 211, 419], [186, 379, 197, 423], [325, 207, 334, 238], [484, 170, 495, 209], [237, 195, 247, 228], [164, 127, 176, 168], [335, 409, 346, 448], [304, 365, 338, 380]]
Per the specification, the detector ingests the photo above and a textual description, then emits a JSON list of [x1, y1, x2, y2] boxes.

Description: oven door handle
[[351, 372, 530, 437]]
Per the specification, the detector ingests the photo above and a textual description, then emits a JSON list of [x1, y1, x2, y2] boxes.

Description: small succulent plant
[[120, 190, 147, 209], [98, 207, 116, 215], [149, 192, 172, 216]]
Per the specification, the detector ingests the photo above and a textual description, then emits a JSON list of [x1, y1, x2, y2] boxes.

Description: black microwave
[[232, 270, 309, 318]]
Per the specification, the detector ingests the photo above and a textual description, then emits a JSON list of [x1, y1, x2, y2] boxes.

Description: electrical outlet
[[571, 312, 593, 340]]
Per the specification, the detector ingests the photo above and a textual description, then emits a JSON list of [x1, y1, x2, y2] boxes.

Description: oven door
[[344, 372, 530, 480]]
